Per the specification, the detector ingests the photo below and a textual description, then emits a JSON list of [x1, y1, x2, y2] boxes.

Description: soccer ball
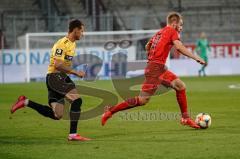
[[195, 113, 211, 129]]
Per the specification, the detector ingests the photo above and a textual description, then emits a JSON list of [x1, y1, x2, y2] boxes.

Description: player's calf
[[101, 96, 148, 126], [51, 103, 64, 120], [69, 98, 82, 134], [109, 96, 146, 114], [171, 79, 190, 118], [11, 96, 60, 120]]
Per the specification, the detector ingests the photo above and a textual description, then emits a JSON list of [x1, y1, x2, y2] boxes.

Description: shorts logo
[[55, 49, 63, 56], [64, 55, 73, 61]]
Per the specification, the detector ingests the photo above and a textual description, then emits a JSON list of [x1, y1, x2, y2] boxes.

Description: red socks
[[109, 97, 141, 114], [109, 90, 189, 118], [176, 89, 189, 118]]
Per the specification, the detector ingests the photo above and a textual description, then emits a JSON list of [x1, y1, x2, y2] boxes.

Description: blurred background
[[0, 0, 240, 83]]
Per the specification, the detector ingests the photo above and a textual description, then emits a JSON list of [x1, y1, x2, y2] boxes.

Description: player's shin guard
[[27, 100, 58, 120], [69, 98, 82, 134], [109, 97, 143, 114], [176, 89, 189, 118]]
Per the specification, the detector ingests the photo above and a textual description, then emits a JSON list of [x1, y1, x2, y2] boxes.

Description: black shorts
[[46, 73, 76, 105]]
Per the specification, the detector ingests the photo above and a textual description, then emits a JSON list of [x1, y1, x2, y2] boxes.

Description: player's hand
[[195, 57, 206, 65], [76, 71, 85, 78]]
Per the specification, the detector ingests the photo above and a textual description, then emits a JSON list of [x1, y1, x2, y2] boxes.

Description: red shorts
[[141, 62, 178, 95]]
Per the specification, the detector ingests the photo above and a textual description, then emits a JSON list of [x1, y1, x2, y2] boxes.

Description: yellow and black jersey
[[47, 37, 76, 74]]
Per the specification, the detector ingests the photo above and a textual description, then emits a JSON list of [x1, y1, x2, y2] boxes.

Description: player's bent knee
[[68, 94, 81, 102], [54, 113, 63, 120], [53, 108, 64, 120], [51, 103, 64, 120], [66, 89, 81, 102], [71, 98, 82, 112], [173, 80, 186, 91], [178, 82, 186, 91]]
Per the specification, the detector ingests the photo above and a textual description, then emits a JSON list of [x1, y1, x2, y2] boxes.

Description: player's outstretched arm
[[54, 59, 85, 78], [173, 40, 205, 65]]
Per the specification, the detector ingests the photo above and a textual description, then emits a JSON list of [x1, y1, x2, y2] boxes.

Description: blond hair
[[167, 12, 182, 25]]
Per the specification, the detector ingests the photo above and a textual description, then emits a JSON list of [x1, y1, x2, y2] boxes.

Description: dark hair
[[68, 19, 84, 32]]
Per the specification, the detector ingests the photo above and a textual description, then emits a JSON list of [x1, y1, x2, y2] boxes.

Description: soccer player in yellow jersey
[[11, 20, 91, 141]]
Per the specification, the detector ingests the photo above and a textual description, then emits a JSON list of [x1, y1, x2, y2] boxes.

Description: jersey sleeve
[[171, 29, 180, 42], [52, 42, 66, 61]]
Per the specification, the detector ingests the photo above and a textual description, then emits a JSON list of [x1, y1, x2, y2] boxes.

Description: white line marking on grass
[[228, 84, 240, 89]]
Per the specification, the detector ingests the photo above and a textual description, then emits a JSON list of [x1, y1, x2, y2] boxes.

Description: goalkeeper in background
[[11, 19, 91, 141], [196, 32, 211, 76]]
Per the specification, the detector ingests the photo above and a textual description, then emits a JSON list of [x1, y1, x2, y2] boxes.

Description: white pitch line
[[228, 84, 240, 89]]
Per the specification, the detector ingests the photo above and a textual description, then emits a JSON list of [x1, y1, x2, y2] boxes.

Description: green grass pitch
[[0, 75, 240, 159]]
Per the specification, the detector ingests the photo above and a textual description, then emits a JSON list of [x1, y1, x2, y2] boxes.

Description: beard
[[75, 35, 80, 40]]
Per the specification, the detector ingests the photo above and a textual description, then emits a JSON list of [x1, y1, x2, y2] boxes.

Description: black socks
[[27, 98, 83, 134], [27, 100, 58, 120], [69, 98, 82, 134]]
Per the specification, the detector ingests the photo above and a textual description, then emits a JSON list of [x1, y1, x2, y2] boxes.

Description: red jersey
[[148, 26, 180, 64]]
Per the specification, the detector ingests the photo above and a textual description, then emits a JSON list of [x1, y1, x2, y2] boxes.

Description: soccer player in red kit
[[101, 12, 206, 129]]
